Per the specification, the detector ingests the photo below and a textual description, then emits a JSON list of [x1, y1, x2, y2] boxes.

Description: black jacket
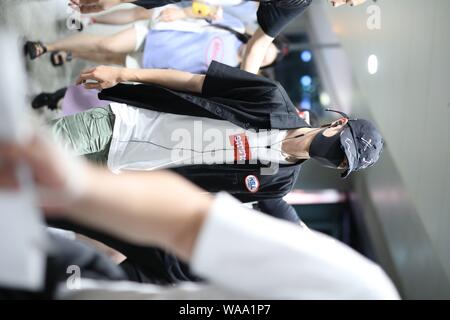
[[171, 163, 303, 203], [99, 61, 310, 202]]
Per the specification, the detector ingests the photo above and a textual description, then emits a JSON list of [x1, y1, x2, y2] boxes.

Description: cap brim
[[339, 127, 358, 179]]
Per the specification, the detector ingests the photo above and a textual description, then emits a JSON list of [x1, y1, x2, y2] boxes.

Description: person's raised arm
[[240, 27, 274, 74], [90, 7, 152, 25], [76, 65, 206, 93]]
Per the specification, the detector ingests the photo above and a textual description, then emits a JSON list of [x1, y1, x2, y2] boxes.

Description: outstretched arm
[[90, 7, 152, 25], [77, 65, 206, 93]]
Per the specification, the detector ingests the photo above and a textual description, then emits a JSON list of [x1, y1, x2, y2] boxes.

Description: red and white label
[[230, 133, 251, 162]]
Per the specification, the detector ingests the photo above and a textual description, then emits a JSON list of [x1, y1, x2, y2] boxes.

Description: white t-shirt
[[108, 103, 291, 173]]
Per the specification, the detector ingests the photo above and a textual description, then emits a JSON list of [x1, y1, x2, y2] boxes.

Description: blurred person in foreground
[[0, 129, 398, 299]]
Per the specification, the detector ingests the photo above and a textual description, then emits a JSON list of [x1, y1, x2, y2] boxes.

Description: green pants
[[50, 106, 115, 165]]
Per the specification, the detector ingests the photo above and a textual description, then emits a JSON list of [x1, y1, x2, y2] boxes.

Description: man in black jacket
[[51, 61, 383, 204], [47, 61, 384, 284]]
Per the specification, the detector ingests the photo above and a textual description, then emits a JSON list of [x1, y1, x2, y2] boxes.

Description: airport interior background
[[1, 0, 450, 299]]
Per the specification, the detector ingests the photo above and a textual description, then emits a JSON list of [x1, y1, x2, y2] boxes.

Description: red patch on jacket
[[230, 133, 251, 161]]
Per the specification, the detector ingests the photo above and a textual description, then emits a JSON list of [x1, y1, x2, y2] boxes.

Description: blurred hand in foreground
[[0, 134, 88, 214]]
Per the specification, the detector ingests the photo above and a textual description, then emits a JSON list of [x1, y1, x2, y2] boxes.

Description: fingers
[[83, 82, 103, 90], [76, 76, 103, 89], [69, 0, 80, 8], [78, 0, 101, 4], [79, 4, 104, 14], [76, 72, 102, 85], [155, 12, 170, 22], [155, 8, 180, 22], [76, 66, 119, 89], [76, 72, 103, 89], [76, 67, 103, 85], [69, 0, 105, 13], [69, 2, 79, 11]]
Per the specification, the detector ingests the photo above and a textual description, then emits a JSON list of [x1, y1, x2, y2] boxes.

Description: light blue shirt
[[142, 14, 244, 73]]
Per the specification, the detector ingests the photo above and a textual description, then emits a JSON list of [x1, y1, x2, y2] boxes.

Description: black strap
[[207, 23, 250, 44]]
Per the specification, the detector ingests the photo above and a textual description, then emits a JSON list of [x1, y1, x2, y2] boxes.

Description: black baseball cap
[[320, 109, 384, 178], [339, 118, 384, 178]]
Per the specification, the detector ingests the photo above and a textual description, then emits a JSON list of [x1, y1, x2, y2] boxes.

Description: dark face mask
[[309, 128, 346, 169]]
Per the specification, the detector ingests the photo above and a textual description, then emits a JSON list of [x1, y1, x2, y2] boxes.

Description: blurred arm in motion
[[0, 135, 400, 299], [0, 136, 210, 261], [88, 6, 153, 25]]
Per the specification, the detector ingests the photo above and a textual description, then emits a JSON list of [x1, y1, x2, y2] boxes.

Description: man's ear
[[331, 117, 348, 128]]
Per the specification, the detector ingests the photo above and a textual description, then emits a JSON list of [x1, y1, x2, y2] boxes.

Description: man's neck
[[282, 127, 320, 160]]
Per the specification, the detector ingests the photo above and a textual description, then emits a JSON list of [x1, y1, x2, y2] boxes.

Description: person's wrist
[[117, 67, 129, 83]]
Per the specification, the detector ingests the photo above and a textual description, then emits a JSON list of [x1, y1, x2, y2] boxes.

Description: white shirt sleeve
[[191, 192, 400, 300]]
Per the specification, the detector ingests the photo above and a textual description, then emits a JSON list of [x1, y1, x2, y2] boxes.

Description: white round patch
[[245, 175, 260, 193]]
